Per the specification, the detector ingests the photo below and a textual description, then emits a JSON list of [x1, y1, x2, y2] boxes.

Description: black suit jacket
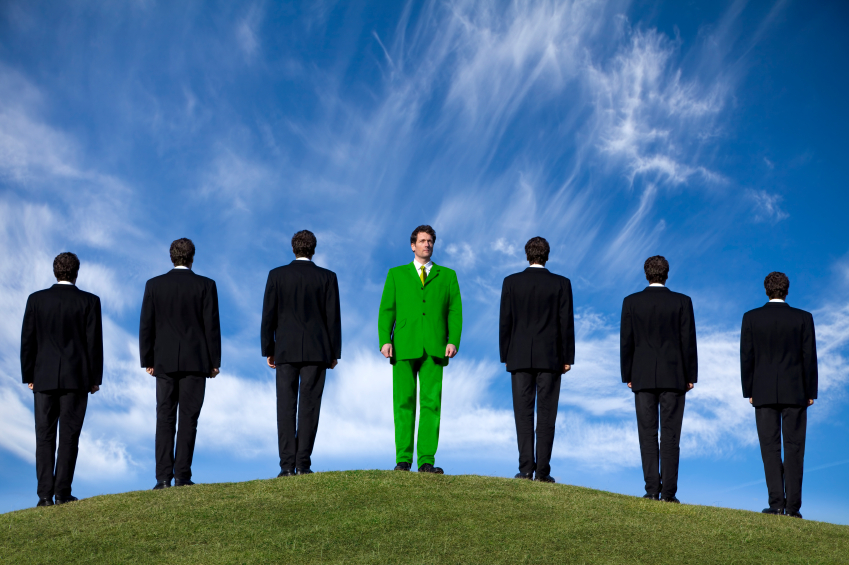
[[21, 284, 103, 392], [620, 286, 698, 392], [499, 267, 575, 372], [139, 269, 221, 375], [740, 302, 817, 407], [261, 260, 342, 364]]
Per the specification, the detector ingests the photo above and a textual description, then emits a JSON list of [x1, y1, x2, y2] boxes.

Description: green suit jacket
[[378, 262, 462, 362]]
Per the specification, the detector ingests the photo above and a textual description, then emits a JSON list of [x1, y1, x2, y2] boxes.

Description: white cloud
[[747, 189, 788, 223]]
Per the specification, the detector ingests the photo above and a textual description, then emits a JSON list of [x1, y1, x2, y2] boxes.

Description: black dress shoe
[[643, 493, 660, 500], [277, 469, 296, 477], [418, 463, 444, 474], [514, 472, 533, 480], [661, 496, 680, 504], [174, 478, 195, 487], [36, 497, 54, 507], [535, 475, 556, 483], [296, 468, 314, 475], [762, 507, 784, 515], [152, 480, 171, 490], [393, 462, 411, 471], [787, 511, 803, 519], [55, 495, 78, 505]]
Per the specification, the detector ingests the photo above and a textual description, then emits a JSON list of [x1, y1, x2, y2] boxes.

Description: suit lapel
[[424, 263, 440, 287]]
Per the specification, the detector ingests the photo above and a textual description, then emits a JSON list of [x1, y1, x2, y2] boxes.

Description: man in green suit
[[378, 225, 462, 474]]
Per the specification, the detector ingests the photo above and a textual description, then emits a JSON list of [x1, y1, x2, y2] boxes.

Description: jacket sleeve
[[87, 296, 104, 387], [20, 295, 37, 384], [205, 280, 222, 368], [620, 299, 633, 383], [498, 278, 511, 363], [740, 313, 754, 398], [377, 270, 396, 349], [681, 296, 698, 383], [447, 272, 462, 349], [139, 281, 155, 368], [260, 272, 277, 357], [560, 279, 575, 366], [327, 272, 342, 359], [803, 312, 818, 400]]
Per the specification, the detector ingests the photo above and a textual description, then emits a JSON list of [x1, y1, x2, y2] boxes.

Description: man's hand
[[750, 398, 753, 404], [686, 383, 695, 391], [330, 359, 338, 370], [27, 383, 33, 390], [381, 344, 394, 359], [267, 356, 276, 369], [627, 382, 632, 388], [562, 364, 571, 374], [445, 344, 458, 358], [209, 368, 220, 378], [146, 367, 155, 375], [808, 399, 815, 406], [90, 385, 100, 394]]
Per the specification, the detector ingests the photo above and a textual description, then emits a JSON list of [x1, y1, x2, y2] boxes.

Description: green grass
[[1, 471, 847, 564]]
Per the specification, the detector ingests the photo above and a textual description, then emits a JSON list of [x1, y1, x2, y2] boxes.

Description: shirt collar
[[769, 298, 785, 303], [529, 264, 545, 268], [174, 266, 190, 270], [295, 257, 312, 261], [649, 283, 665, 287], [56, 281, 74, 285], [413, 258, 433, 269]]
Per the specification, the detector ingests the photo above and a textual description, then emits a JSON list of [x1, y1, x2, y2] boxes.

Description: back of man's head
[[525, 237, 549, 265], [292, 230, 317, 258], [644, 255, 669, 284], [170, 238, 195, 267], [53, 252, 80, 282], [764, 271, 789, 300]]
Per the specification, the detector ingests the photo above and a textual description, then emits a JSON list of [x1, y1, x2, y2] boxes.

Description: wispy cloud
[[747, 189, 789, 223]]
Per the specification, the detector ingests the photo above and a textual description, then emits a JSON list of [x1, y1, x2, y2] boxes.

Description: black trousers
[[155, 373, 206, 482], [34, 389, 88, 499], [755, 404, 807, 513], [511, 371, 562, 477], [634, 389, 685, 498], [276, 363, 327, 472]]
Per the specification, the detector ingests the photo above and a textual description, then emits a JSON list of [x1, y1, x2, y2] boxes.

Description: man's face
[[411, 232, 434, 262]]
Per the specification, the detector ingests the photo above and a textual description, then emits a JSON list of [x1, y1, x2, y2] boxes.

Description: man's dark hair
[[53, 252, 80, 282], [170, 238, 196, 266], [410, 225, 436, 244], [525, 236, 550, 265], [764, 271, 790, 300], [292, 230, 317, 258], [644, 255, 669, 284]]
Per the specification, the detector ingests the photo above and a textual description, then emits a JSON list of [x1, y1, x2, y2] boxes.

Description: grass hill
[[1, 470, 847, 564]]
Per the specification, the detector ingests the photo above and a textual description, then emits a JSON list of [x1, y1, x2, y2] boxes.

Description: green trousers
[[393, 355, 444, 467]]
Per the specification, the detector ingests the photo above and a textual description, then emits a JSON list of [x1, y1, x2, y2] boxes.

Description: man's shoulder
[[76, 288, 101, 303], [433, 264, 457, 277]]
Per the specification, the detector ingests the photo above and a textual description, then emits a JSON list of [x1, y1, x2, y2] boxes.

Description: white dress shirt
[[650, 283, 665, 287], [57, 281, 74, 285], [529, 264, 545, 268], [769, 298, 785, 303], [296, 257, 312, 262], [413, 258, 433, 277]]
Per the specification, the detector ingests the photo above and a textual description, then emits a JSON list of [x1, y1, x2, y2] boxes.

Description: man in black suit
[[499, 237, 574, 483], [620, 255, 697, 503], [741, 272, 817, 519], [139, 238, 221, 490], [261, 230, 341, 477], [21, 252, 103, 507]]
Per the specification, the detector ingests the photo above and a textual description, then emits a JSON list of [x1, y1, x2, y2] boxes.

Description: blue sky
[[1, 0, 848, 523]]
